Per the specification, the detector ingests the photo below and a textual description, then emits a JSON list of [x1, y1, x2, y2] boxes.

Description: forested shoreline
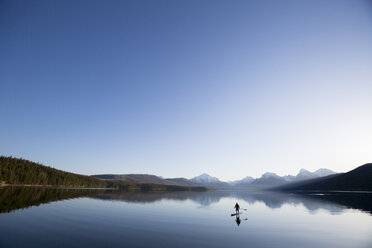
[[0, 156, 207, 191], [0, 156, 107, 188]]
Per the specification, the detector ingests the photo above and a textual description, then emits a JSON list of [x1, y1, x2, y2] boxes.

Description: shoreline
[[0, 184, 113, 189]]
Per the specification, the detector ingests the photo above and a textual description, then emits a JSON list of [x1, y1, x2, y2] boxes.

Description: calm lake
[[0, 187, 371, 248]]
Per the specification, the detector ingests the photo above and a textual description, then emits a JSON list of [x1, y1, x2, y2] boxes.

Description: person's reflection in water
[[235, 215, 241, 226], [233, 212, 247, 226]]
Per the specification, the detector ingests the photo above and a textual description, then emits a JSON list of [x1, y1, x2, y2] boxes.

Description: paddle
[[233, 207, 247, 211], [231, 213, 243, 216], [231, 208, 247, 216]]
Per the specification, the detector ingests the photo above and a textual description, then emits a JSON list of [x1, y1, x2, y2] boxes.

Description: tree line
[[0, 156, 107, 187], [0, 156, 207, 191]]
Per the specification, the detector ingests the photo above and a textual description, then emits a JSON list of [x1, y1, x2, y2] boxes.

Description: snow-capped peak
[[191, 173, 220, 183], [261, 172, 280, 179], [297, 169, 312, 177], [240, 176, 254, 183], [313, 168, 336, 177], [228, 176, 255, 185]]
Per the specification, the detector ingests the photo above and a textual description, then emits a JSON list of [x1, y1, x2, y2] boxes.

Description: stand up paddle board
[[231, 212, 244, 216]]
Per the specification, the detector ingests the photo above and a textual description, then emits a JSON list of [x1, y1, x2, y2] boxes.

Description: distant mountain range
[[276, 163, 372, 192], [190, 168, 337, 189], [94, 168, 338, 191]]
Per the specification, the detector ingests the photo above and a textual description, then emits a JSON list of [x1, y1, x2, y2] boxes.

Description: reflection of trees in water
[[0, 187, 105, 214]]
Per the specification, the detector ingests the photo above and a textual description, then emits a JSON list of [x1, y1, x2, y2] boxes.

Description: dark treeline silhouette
[[0, 187, 106, 213], [93, 174, 204, 188], [0, 156, 106, 187], [0, 156, 207, 191], [105, 180, 206, 191]]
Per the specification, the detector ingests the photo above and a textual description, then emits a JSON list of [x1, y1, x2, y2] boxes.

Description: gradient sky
[[1, 0, 372, 180]]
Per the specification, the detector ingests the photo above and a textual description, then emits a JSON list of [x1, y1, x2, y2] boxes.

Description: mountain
[[93, 174, 207, 191], [295, 169, 314, 181], [276, 163, 372, 191], [192, 169, 337, 189], [93, 174, 174, 185], [191, 173, 220, 183], [190, 174, 231, 189], [165, 178, 203, 187], [229, 176, 254, 186], [93, 174, 202, 187], [0, 156, 107, 187], [247, 172, 287, 189], [229, 169, 337, 189], [295, 168, 336, 181], [313, 168, 336, 177], [283, 175, 296, 182]]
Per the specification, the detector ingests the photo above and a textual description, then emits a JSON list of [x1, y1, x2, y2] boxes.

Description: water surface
[[0, 187, 371, 248]]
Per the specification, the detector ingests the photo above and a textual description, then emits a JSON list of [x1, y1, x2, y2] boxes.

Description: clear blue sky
[[1, 0, 372, 180]]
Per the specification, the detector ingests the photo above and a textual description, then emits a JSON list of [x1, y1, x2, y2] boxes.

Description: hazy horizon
[[1, 0, 372, 181], [91, 167, 341, 182]]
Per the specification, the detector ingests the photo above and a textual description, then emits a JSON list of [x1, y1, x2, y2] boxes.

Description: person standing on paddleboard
[[235, 202, 240, 214]]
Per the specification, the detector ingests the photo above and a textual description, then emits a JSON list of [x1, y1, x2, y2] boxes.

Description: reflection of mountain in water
[[303, 192, 372, 215], [229, 191, 347, 214], [1, 187, 371, 216], [91, 191, 226, 206], [92, 190, 372, 215], [0, 187, 105, 213]]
